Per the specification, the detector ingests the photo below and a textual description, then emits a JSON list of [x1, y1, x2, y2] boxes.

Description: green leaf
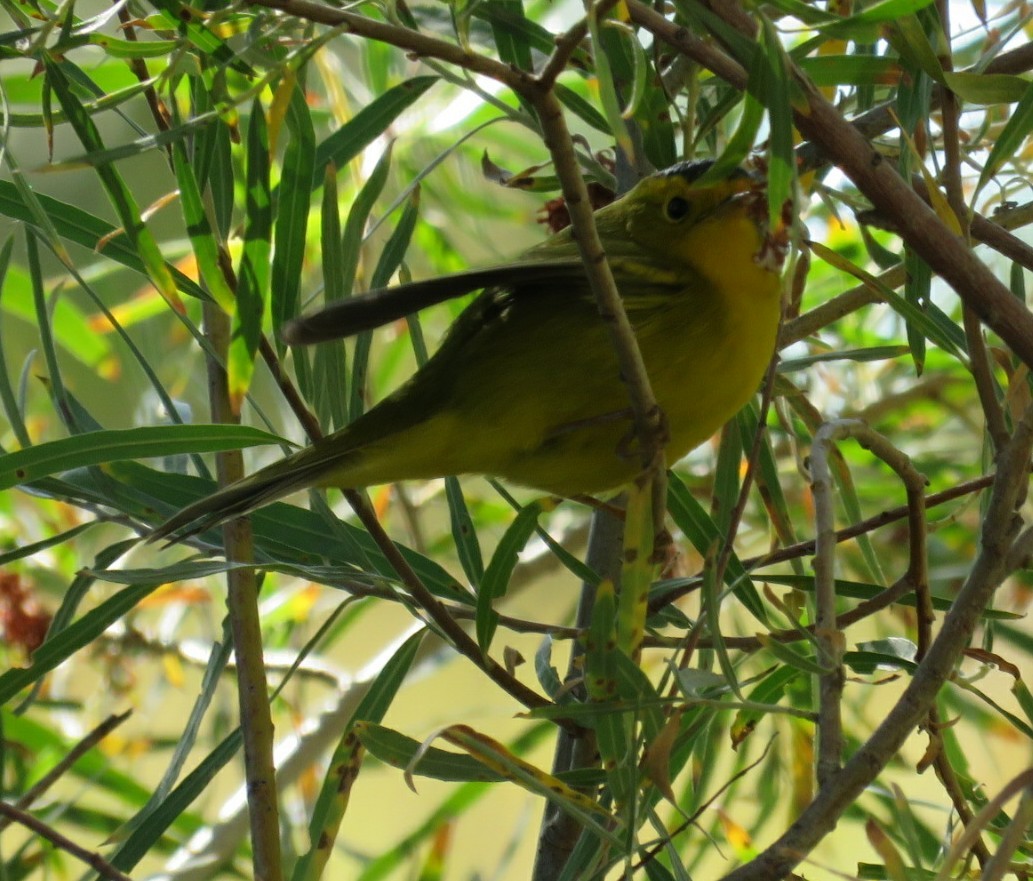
[[110, 729, 242, 872], [293, 631, 426, 881], [272, 82, 316, 334], [315, 77, 438, 182], [173, 141, 236, 314], [0, 426, 286, 491], [43, 56, 179, 305], [310, 166, 351, 430], [942, 71, 1030, 104], [356, 721, 506, 783], [798, 55, 902, 87], [351, 188, 420, 421], [977, 79, 1033, 195], [666, 472, 768, 625], [449, 476, 486, 590], [476, 501, 541, 653], [229, 101, 272, 404], [110, 462, 466, 600]]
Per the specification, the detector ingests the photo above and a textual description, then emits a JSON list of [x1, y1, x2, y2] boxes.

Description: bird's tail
[[148, 447, 353, 546]]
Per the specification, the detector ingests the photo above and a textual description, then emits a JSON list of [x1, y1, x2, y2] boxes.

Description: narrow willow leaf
[[272, 82, 315, 334], [485, 0, 533, 73], [904, 246, 930, 374], [149, 0, 249, 73], [886, 15, 944, 82], [0, 425, 284, 491], [172, 141, 235, 314], [583, 579, 636, 807], [473, 3, 590, 67], [712, 422, 742, 535], [294, 631, 425, 881], [554, 83, 611, 134], [798, 54, 901, 87], [438, 724, 616, 838], [109, 729, 243, 872], [853, 0, 937, 21], [942, 71, 1029, 104], [0, 181, 199, 299], [761, 574, 1020, 619], [229, 100, 272, 407], [590, 15, 635, 164], [340, 143, 394, 303], [976, 80, 1033, 196], [759, 17, 794, 229], [779, 345, 911, 371], [476, 501, 540, 653], [729, 665, 800, 747], [450, 476, 486, 595], [0, 522, 98, 565], [0, 236, 30, 447], [355, 720, 505, 783], [312, 165, 350, 430], [351, 188, 419, 421], [315, 77, 437, 182], [110, 462, 466, 599], [43, 57, 179, 305], [44, 109, 223, 171], [666, 472, 768, 624], [26, 231, 73, 431], [808, 240, 967, 360], [702, 546, 742, 699], [111, 625, 232, 855], [738, 405, 801, 567], [755, 634, 832, 675]]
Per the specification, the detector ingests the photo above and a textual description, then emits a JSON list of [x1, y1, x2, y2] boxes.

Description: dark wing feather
[[282, 260, 586, 344]]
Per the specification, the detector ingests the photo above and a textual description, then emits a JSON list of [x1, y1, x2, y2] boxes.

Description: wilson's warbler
[[153, 161, 783, 543]]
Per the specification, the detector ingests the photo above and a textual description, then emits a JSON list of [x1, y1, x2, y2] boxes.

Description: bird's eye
[[665, 196, 691, 222]]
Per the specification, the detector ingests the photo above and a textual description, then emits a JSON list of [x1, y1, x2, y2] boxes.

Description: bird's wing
[[281, 260, 587, 344]]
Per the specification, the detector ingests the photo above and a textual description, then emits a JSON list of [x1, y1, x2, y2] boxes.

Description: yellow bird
[[153, 161, 783, 543]]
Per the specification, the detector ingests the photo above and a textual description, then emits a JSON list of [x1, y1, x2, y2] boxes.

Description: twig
[[0, 801, 135, 881], [530, 83, 670, 535], [811, 420, 929, 786], [249, 0, 534, 92], [932, 767, 1033, 881], [721, 404, 1033, 880], [0, 711, 132, 832], [807, 420, 852, 785], [650, 467, 999, 614], [115, 6, 172, 146]]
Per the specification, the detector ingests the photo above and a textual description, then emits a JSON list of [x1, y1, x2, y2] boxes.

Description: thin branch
[[249, 0, 534, 93], [808, 420, 853, 785], [651, 467, 1001, 614], [538, 19, 590, 88], [0, 711, 132, 832], [807, 421, 928, 785], [0, 801, 135, 881], [204, 299, 284, 881], [721, 404, 1033, 880], [530, 84, 670, 534], [807, 419, 931, 789]]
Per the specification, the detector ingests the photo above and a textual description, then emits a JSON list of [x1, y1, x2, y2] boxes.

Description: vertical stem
[[531, 504, 621, 881], [204, 301, 284, 881], [809, 420, 853, 786]]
